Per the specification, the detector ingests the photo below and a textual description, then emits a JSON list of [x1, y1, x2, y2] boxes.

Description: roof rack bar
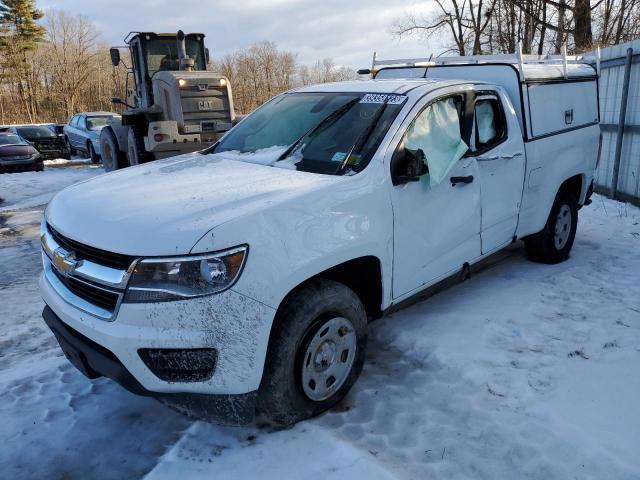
[[370, 51, 377, 78], [517, 42, 525, 81], [371, 51, 598, 69]]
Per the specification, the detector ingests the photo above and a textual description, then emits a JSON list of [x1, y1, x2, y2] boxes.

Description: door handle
[[450, 175, 474, 186], [477, 155, 499, 162]]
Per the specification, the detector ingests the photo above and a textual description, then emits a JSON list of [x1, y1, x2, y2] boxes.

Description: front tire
[[525, 190, 578, 264], [257, 279, 367, 426]]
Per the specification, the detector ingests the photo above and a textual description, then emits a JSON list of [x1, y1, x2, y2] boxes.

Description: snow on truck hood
[[45, 151, 340, 256]]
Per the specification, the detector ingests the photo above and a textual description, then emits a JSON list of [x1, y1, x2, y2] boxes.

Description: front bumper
[[33, 142, 70, 160], [40, 265, 276, 421], [42, 306, 258, 424], [0, 157, 42, 172]]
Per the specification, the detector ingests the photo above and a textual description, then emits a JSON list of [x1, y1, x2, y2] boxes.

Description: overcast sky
[[37, 0, 442, 68]]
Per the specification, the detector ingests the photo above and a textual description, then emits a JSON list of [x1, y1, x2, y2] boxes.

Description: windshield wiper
[[337, 99, 389, 173], [276, 96, 361, 162]]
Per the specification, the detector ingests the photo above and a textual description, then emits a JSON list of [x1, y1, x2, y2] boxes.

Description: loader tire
[[100, 129, 124, 172], [126, 127, 152, 167]]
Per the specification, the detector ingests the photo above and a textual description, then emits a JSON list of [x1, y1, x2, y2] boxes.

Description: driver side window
[[393, 95, 468, 187]]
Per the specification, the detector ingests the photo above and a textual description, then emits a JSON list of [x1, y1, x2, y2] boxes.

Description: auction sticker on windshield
[[360, 94, 406, 105]]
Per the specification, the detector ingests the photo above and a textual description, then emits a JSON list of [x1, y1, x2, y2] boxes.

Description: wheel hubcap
[[301, 317, 357, 402], [554, 204, 572, 249]]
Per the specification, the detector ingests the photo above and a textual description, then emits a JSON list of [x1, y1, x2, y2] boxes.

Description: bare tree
[[215, 43, 357, 114], [392, 0, 496, 55], [45, 10, 102, 118], [394, 0, 640, 56], [299, 58, 358, 84]]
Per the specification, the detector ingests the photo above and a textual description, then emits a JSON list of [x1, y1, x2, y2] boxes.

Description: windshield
[[0, 134, 27, 146], [145, 38, 205, 78], [15, 126, 54, 139], [86, 116, 114, 130], [211, 92, 406, 175]]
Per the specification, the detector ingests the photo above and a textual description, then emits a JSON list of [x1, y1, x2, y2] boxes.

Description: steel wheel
[[554, 204, 572, 249], [301, 316, 357, 402]]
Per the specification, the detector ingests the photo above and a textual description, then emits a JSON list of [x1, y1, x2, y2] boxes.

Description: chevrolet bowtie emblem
[[52, 248, 77, 276]]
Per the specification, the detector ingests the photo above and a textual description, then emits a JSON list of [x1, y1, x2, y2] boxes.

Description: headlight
[[124, 245, 248, 303], [178, 78, 187, 88]]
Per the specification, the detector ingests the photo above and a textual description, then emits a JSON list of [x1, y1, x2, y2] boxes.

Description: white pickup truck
[[40, 57, 599, 425]]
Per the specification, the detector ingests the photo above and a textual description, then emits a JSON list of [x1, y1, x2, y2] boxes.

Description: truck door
[[389, 92, 482, 299], [469, 90, 525, 254]]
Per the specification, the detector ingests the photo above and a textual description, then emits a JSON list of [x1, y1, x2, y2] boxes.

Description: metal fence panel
[[595, 40, 640, 203]]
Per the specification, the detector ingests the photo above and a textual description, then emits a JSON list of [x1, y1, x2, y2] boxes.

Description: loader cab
[[124, 32, 208, 109]]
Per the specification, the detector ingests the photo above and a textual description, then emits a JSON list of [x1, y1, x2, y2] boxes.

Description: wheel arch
[[274, 256, 383, 323], [558, 173, 586, 204]]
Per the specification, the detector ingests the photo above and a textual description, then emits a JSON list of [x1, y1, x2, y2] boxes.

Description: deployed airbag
[[476, 101, 497, 144], [404, 98, 468, 186]]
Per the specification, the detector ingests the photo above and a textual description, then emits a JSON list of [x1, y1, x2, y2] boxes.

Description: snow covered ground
[[1, 163, 639, 479]]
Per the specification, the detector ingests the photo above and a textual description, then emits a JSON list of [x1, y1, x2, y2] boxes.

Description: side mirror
[[112, 96, 134, 109], [110, 48, 121, 67], [205, 48, 210, 65], [392, 147, 429, 186]]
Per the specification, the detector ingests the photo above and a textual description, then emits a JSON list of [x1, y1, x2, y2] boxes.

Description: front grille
[[48, 224, 136, 270], [35, 138, 64, 148], [52, 267, 120, 312]]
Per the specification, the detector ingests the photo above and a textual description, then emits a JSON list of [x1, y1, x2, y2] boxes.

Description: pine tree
[[0, 0, 46, 122]]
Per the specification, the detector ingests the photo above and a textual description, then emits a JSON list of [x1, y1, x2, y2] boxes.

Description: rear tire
[[99, 129, 124, 172], [257, 279, 367, 426], [524, 190, 578, 264]]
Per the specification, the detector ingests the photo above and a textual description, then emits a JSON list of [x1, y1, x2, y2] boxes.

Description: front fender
[[190, 163, 394, 312]]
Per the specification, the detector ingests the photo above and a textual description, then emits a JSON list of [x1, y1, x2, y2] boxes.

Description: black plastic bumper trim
[[42, 306, 257, 425]]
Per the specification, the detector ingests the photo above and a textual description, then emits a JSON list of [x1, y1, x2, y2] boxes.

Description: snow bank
[[44, 157, 92, 167], [0, 163, 102, 211], [146, 422, 396, 480]]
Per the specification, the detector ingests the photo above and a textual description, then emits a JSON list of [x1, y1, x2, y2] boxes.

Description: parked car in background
[[48, 123, 66, 137], [1, 124, 70, 160], [64, 112, 120, 163], [0, 132, 43, 172]]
